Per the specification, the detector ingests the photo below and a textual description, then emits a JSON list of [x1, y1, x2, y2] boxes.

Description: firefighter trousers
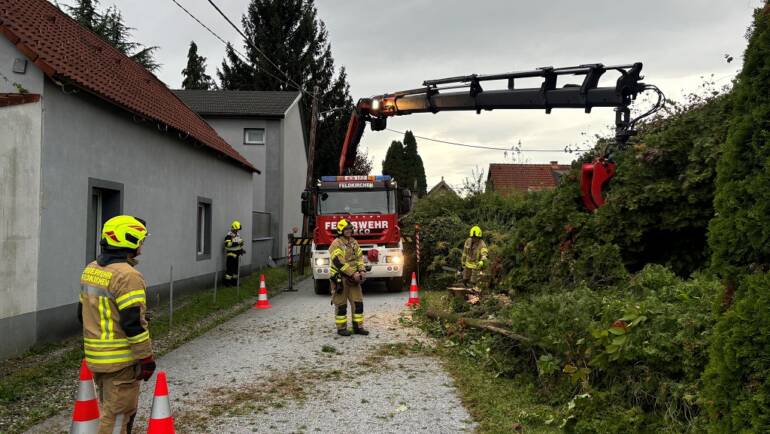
[[224, 254, 239, 286], [462, 267, 481, 287], [93, 365, 140, 434], [332, 277, 364, 330]]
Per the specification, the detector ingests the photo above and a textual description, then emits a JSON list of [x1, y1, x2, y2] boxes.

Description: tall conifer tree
[[181, 42, 214, 90], [218, 0, 354, 177]]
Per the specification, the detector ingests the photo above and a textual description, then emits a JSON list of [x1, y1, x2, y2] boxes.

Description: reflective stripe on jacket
[[224, 231, 244, 256], [329, 237, 365, 277], [462, 237, 488, 269], [80, 261, 152, 373]]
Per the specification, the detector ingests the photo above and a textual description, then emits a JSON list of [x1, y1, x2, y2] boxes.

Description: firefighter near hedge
[[224, 220, 246, 287], [329, 219, 370, 336], [77, 215, 155, 434], [462, 225, 489, 288]]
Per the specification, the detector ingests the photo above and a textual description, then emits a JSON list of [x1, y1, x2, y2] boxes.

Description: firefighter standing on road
[[462, 225, 489, 288], [224, 220, 246, 286], [329, 219, 369, 336], [78, 215, 155, 434]]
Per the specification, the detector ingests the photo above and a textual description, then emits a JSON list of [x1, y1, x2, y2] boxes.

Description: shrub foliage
[[409, 5, 770, 430]]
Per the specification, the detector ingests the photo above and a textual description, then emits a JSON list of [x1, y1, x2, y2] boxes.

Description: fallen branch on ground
[[426, 308, 532, 344]]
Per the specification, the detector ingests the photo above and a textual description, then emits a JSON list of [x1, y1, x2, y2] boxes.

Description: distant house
[[0, 0, 284, 358], [427, 177, 458, 198], [174, 90, 307, 266], [487, 161, 571, 194]]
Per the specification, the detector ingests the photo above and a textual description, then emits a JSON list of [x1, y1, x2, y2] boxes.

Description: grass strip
[[0, 266, 303, 434]]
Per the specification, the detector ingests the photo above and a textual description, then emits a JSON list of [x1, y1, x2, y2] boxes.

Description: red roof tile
[[0, 0, 255, 171], [487, 163, 571, 194]]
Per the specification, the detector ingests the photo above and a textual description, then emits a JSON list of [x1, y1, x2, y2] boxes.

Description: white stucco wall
[[280, 101, 307, 256], [0, 100, 43, 356], [0, 36, 44, 94], [203, 97, 306, 260], [32, 79, 254, 343], [204, 118, 267, 213]]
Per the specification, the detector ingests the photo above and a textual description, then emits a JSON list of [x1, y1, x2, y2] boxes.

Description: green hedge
[[702, 3, 770, 432]]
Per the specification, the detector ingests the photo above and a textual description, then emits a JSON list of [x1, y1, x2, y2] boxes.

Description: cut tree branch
[[426, 308, 532, 344]]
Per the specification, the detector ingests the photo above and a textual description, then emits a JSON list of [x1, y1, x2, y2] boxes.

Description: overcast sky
[[85, 0, 761, 189]]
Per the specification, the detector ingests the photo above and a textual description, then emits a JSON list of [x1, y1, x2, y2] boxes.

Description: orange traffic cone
[[253, 274, 272, 309], [405, 272, 421, 307], [70, 359, 99, 434], [147, 371, 175, 434]]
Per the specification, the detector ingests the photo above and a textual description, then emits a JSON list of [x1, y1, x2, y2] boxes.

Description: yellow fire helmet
[[337, 218, 352, 235], [231, 220, 241, 231], [469, 225, 482, 238], [101, 215, 148, 250]]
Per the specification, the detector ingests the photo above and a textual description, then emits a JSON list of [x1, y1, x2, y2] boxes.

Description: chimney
[[550, 160, 559, 169]]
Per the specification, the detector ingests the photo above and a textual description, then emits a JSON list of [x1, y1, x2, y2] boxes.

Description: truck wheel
[[386, 277, 403, 292], [314, 279, 330, 295]]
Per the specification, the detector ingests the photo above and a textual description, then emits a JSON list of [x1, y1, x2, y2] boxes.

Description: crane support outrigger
[[337, 63, 664, 210]]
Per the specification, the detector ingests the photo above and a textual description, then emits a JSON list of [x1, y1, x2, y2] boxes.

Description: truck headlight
[[386, 256, 402, 264], [314, 258, 330, 266]]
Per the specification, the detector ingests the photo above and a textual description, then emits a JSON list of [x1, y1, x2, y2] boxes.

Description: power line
[[170, 0, 228, 46], [385, 128, 588, 153], [205, 0, 309, 95], [169, 0, 290, 88]]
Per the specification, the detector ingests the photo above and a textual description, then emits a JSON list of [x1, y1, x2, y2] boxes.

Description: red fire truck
[[302, 175, 411, 294]]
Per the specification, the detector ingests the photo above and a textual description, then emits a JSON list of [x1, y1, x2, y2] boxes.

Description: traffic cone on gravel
[[405, 272, 421, 307], [70, 359, 99, 434], [253, 274, 272, 309], [147, 371, 175, 434]]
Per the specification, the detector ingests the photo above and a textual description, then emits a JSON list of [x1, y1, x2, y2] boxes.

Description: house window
[[244, 128, 265, 145], [86, 179, 124, 264], [197, 197, 212, 260], [252, 211, 271, 239]]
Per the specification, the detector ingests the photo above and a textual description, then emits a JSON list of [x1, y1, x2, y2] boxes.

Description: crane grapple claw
[[580, 159, 617, 211]]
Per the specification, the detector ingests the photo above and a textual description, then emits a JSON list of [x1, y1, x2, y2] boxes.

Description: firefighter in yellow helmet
[[223, 220, 246, 286], [78, 215, 154, 434], [462, 225, 488, 288], [329, 219, 369, 336]]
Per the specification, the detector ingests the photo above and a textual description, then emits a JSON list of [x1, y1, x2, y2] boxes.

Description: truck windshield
[[318, 190, 395, 215]]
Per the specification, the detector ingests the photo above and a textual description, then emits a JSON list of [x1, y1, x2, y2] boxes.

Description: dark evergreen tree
[[66, 0, 98, 30], [403, 131, 428, 196], [382, 131, 428, 196], [382, 140, 406, 185], [703, 3, 770, 432], [181, 41, 214, 90], [64, 0, 159, 71], [349, 149, 373, 176], [217, 0, 354, 177]]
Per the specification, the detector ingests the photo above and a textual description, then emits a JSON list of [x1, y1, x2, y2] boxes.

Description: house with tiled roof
[[0, 0, 303, 358], [486, 161, 571, 195], [174, 90, 307, 263], [427, 177, 458, 198]]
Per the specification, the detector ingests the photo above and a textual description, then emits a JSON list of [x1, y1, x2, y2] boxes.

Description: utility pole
[[299, 86, 320, 275]]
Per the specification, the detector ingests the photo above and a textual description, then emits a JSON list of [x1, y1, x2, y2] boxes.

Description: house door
[[86, 179, 124, 263]]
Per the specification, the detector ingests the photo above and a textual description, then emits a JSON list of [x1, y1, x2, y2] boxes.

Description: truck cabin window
[[319, 190, 395, 215]]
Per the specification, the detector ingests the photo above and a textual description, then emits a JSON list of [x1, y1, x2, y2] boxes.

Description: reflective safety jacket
[[224, 231, 245, 257], [462, 237, 488, 270], [329, 236, 365, 278], [79, 261, 152, 373]]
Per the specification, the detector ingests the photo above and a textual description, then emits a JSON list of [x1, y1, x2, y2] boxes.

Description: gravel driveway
[[28, 277, 476, 433]]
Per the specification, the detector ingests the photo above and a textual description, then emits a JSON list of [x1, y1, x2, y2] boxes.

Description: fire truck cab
[[301, 175, 411, 294]]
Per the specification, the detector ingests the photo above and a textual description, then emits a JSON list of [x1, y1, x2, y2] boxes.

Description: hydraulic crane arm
[[337, 63, 663, 209]]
